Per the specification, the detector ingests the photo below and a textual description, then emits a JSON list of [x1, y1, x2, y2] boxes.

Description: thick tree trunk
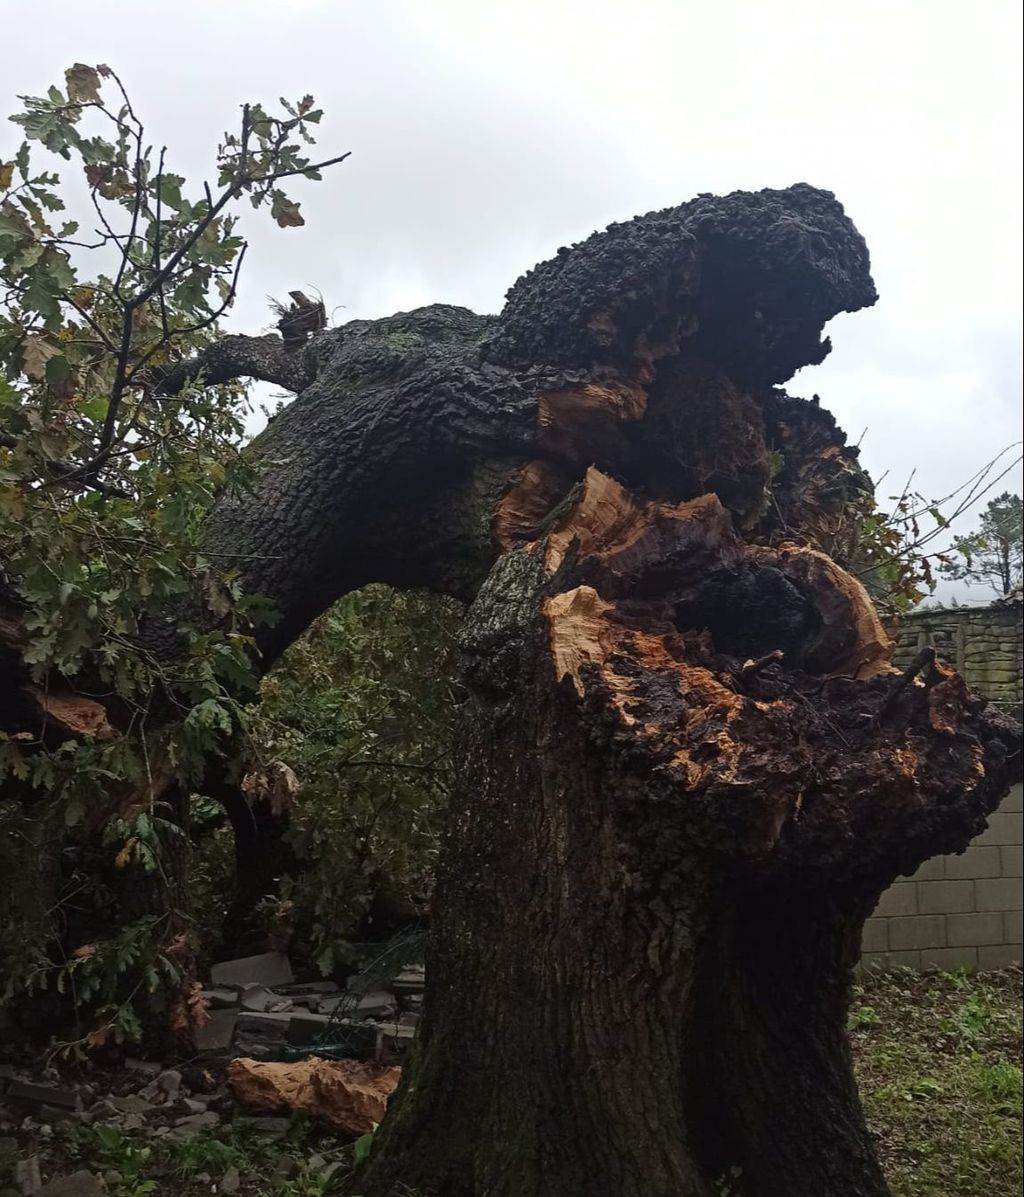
[[216, 782, 296, 956], [356, 483, 1019, 1197], [361, 552, 714, 1197], [687, 887, 887, 1195]]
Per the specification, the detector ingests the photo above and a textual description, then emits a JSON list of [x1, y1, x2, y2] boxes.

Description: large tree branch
[[152, 332, 315, 396]]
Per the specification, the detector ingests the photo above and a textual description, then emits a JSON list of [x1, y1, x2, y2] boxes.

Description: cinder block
[[918, 880, 975, 914], [210, 952, 294, 988], [861, 919, 888, 953], [873, 883, 918, 917], [876, 949, 922, 971], [978, 944, 1023, 970], [975, 878, 1023, 912], [975, 813, 1023, 847], [1004, 910, 1023, 945], [1000, 845, 1023, 877], [857, 952, 885, 972], [947, 912, 1004, 947], [889, 915, 946, 951], [944, 846, 1001, 880], [908, 856, 944, 881], [921, 945, 978, 971], [999, 784, 1023, 814]]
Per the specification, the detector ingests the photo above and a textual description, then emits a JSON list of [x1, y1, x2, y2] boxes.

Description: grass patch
[[850, 966, 1023, 1197]]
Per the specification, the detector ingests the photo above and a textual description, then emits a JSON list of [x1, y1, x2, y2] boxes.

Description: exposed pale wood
[[536, 380, 647, 464], [748, 543, 894, 678], [491, 459, 572, 551], [24, 686, 115, 741]]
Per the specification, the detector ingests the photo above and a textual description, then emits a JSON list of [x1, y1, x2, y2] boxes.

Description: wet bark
[[357, 524, 1018, 1197], [361, 553, 713, 1197]]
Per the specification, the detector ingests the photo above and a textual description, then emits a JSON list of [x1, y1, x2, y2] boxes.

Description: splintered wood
[[536, 381, 647, 464]]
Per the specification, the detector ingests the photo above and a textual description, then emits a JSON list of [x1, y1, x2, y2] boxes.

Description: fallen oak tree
[[4, 183, 1021, 1195]]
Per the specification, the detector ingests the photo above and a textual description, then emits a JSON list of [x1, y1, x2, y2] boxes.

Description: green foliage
[[848, 1004, 881, 1030], [854, 452, 1023, 614], [939, 492, 1023, 597], [853, 484, 950, 615], [62, 1115, 350, 1197], [0, 64, 342, 1042], [78, 1123, 158, 1196], [240, 584, 460, 970]]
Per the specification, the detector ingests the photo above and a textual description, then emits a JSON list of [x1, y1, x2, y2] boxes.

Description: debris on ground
[[226, 1056, 400, 1135]]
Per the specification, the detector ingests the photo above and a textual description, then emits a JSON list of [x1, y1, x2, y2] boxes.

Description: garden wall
[[861, 595, 1023, 970]]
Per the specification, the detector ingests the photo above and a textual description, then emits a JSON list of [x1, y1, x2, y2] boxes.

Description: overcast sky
[[3, 0, 1021, 602]]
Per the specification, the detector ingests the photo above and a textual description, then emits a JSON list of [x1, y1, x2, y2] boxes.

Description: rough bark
[[152, 332, 315, 397], [215, 779, 297, 956], [3, 183, 1021, 1193], [355, 474, 1018, 1197]]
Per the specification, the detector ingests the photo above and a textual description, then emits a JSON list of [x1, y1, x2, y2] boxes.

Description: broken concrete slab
[[38, 1105, 76, 1125], [285, 1013, 331, 1046], [317, 1019, 385, 1058], [209, 952, 294, 989], [5, 1080, 80, 1111], [275, 981, 340, 995], [14, 1154, 41, 1194], [220, 1167, 241, 1195], [317, 990, 395, 1019], [235, 1115, 292, 1137], [232, 1012, 292, 1060], [202, 987, 241, 1010], [368, 1020, 417, 1054], [390, 966, 426, 995], [166, 1111, 220, 1139], [239, 986, 293, 1014], [109, 1096, 152, 1115], [195, 1010, 237, 1053], [36, 1173, 103, 1197]]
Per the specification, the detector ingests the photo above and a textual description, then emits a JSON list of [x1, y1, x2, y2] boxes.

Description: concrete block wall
[[891, 598, 1022, 716], [861, 783, 1023, 970]]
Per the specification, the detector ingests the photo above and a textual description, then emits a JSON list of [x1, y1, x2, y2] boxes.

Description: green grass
[[850, 967, 1023, 1197], [62, 1115, 350, 1197]]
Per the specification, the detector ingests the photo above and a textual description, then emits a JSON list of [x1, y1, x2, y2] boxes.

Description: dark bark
[[361, 552, 713, 1197], [161, 185, 880, 667], [215, 781, 296, 956], [687, 886, 887, 1195], [356, 520, 1018, 1197], [152, 332, 315, 396]]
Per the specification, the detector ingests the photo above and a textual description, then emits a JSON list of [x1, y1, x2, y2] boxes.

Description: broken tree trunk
[[355, 475, 1018, 1197], [3, 184, 1020, 1193]]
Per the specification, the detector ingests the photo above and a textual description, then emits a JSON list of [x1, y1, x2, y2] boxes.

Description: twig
[[738, 649, 784, 680], [873, 647, 937, 725]]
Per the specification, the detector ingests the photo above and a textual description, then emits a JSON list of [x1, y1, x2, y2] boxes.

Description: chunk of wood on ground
[[226, 1056, 400, 1134]]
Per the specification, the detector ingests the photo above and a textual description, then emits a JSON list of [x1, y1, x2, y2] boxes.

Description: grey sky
[[3, 0, 1021, 602]]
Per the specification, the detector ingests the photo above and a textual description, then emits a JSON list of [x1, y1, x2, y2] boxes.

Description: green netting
[[277, 928, 427, 1061]]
